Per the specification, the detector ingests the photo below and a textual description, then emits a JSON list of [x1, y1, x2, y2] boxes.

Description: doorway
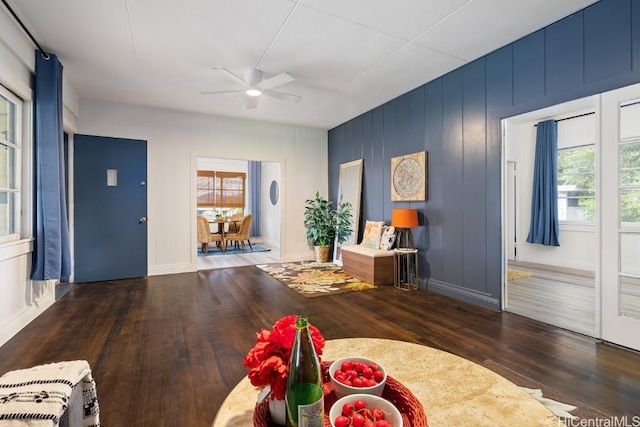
[[502, 96, 598, 338], [195, 157, 281, 270], [503, 86, 640, 352], [600, 84, 640, 351], [74, 134, 148, 282]]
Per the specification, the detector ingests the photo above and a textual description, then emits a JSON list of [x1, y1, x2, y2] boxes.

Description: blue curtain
[[526, 120, 560, 247], [248, 161, 261, 237], [31, 51, 71, 280]]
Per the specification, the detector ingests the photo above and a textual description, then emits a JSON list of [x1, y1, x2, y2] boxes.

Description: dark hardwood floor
[[1, 266, 639, 426]]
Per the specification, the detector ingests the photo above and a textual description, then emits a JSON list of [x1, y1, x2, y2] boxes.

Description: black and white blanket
[[0, 360, 100, 426]]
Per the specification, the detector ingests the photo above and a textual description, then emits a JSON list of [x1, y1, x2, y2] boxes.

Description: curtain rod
[[534, 111, 595, 126], [534, 101, 640, 126], [1, 0, 49, 59]]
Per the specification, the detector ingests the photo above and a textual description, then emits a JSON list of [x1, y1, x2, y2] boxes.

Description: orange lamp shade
[[391, 208, 419, 228]]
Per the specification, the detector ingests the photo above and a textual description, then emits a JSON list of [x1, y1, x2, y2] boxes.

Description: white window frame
[[0, 84, 22, 245]]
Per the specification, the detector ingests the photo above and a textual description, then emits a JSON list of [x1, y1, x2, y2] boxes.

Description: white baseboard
[[281, 253, 314, 263], [0, 293, 55, 348], [148, 263, 196, 276]]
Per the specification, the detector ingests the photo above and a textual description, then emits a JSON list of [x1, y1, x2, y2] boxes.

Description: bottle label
[[296, 396, 323, 427]]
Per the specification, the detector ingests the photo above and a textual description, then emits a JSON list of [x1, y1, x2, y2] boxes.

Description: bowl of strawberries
[[329, 357, 387, 398], [329, 393, 402, 427]]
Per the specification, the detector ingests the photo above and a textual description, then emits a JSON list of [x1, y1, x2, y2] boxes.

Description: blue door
[[74, 135, 147, 282]]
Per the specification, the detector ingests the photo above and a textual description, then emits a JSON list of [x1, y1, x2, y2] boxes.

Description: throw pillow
[[380, 226, 396, 251], [360, 220, 385, 249]]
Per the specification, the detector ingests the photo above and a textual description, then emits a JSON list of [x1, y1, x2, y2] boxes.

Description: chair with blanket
[[0, 360, 100, 427], [224, 214, 253, 252], [197, 215, 223, 253]]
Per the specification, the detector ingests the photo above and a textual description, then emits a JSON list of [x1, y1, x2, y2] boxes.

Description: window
[[557, 146, 595, 222], [555, 114, 596, 223], [197, 170, 215, 207], [0, 86, 21, 242], [197, 170, 245, 209]]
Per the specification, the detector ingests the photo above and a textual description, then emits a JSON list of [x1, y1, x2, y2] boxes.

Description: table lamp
[[391, 208, 419, 249]]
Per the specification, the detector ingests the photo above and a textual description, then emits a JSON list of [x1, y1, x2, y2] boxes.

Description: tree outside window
[[619, 141, 640, 224], [557, 146, 596, 222]]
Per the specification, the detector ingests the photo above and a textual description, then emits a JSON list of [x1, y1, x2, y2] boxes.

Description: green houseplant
[[304, 191, 353, 262]]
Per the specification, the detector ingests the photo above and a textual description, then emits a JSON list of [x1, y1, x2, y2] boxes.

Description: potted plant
[[304, 191, 353, 262]]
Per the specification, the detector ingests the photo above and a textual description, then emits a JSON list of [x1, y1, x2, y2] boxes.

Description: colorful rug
[[507, 269, 533, 281], [256, 262, 376, 298]]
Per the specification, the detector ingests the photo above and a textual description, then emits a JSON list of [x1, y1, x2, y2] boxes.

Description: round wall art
[[391, 151, 427, 201], [269, 180, 279, 205]]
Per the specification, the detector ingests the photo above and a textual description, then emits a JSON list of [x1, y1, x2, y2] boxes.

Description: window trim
[[0, 84, 23, 244]]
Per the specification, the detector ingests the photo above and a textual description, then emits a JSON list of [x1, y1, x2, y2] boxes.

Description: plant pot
[[314, 245, 331, 263]]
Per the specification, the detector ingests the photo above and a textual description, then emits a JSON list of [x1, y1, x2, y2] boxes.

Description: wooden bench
[[340, 244, 395, 286]]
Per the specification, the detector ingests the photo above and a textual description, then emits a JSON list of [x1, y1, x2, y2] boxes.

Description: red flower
[[243, 315, 325, 400]]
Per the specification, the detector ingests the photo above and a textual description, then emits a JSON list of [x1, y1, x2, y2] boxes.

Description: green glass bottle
[[285, 315, 324, 427]]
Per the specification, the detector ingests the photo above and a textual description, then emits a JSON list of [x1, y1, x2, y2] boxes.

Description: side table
[[394, 248, 419, 290]]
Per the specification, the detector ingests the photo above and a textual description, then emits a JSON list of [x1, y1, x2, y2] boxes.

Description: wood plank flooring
[[506, 261, 597, 336], [1, 267, 639, 426]]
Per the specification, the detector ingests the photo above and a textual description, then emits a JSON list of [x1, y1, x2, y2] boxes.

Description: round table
[[212, 338, 558, 427]]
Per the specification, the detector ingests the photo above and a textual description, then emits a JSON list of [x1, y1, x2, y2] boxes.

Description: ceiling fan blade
[[258, 72, 295, 90], [200, 89, 244, 95], [246, 97, 258, 109], [213, 67, 249, 86], [262, 90, 302, 104]]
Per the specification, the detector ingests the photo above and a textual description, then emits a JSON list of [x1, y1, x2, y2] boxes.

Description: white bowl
[[329, 357, 387, 398], [329, 393, 403, 427]]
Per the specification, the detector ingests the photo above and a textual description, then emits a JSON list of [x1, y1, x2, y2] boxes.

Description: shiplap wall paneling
[[367, 108, 386, 229], [408, 86, 428, 269], [546, 11, 584, 93], [441, 69, 465, 289], [634, 3, 640, 71], [462, 60, 488, 294], [329, 0, 640, 309], [423, 80, 444, 281], [513, 30, 546, 105], [584, 0, 631, 83]]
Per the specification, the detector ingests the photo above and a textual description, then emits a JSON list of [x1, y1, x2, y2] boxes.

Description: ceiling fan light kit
[[203, 67, 302, 109]]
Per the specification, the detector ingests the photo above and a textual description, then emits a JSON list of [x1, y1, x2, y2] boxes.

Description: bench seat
[[340, 244, 395, 286]]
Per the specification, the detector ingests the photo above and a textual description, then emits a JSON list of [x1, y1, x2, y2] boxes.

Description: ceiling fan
[[202, 67, 302, 109]]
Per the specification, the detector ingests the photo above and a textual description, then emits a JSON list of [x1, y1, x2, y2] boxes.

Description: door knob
[[139, 216, 148, 223]]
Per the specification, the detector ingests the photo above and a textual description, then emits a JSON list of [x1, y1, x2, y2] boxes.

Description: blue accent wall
[[328, 0, 640, 310]]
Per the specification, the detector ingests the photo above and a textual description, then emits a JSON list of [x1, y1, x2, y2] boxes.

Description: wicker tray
[[253, 362, 429, 427]]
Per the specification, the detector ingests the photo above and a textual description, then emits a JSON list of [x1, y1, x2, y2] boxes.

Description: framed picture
[[391, 151, 427, 201]]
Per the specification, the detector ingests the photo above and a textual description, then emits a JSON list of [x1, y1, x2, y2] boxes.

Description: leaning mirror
[[333, 159, 363, 265]]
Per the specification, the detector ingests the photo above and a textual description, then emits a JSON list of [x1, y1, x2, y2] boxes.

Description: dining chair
[[229, 213, 245, 232], [197, 215, 223, 253], [224, 214, 253, 252]]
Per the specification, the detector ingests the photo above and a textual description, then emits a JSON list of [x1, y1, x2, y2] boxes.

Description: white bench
[[340, 244, 395, 286]]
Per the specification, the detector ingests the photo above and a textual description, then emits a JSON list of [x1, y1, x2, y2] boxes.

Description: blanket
[[0, 360, 100, 427]]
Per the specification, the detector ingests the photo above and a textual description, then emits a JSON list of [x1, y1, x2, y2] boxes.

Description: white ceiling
[[7, 0, 599, 130]]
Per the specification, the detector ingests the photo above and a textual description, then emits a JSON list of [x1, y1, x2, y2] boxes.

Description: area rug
[[481, 359, 610, 421], [507, 268, 533, 281], [256, 262, 376, 298], [198, 243, 271, 257]]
